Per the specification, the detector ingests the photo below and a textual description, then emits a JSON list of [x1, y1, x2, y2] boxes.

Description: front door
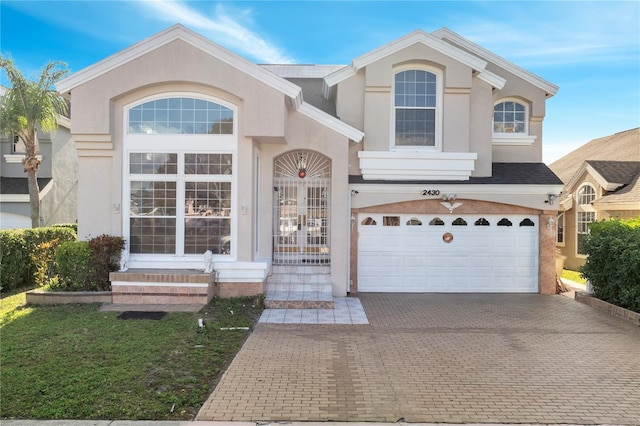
[[273, 151, 331, 264]]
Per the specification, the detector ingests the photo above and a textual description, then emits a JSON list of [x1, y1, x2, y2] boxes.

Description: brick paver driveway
[[198, 294, 640, 424]]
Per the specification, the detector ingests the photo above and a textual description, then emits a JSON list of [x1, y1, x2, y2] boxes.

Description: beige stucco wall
[[257, 109, 351, 296], [335, 42, 550, 180]]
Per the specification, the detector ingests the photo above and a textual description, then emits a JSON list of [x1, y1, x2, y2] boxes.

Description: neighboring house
[[55, 25, 562, 304], [549, 128, 640, 270], [0, 86, 78, 229]]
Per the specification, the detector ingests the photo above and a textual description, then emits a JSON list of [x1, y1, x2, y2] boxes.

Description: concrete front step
[[265, 265, 333, 309]]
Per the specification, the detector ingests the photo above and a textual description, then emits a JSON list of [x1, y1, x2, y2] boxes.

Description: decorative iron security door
[[273, 151, 331, 264]]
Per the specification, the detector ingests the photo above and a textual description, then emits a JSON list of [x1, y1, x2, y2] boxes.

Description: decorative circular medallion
[[442, 232, 453, 243]]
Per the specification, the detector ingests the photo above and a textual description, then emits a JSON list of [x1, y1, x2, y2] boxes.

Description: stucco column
[[539, 211, 558, 294]]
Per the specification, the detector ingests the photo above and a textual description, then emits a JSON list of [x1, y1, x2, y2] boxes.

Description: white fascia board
[[477, 69, 506, 90], [432, 27, 559, 97], [0, 194, 29, 202], [585, 163, 622, 191], [56, 24, 302, 102], [57, 115, 71, 130], [297, 103, 364, 142], [324, 29, 487, 91], [349, 182, 564, 196]]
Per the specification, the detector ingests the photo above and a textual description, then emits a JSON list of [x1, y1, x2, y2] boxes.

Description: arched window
[[361, 217, 377, 226], [493, 100, 527, 134], [124, 94, 237, 265], [577, 184, 596, 255], [475, 218, 490, 226], [393, 67, 442, 149], [452, 217, 467, 226], [128, 97, 234, 135], [429, 217, 444, 226], [497, 218, 513, 227], [406, 217, 422, 226]]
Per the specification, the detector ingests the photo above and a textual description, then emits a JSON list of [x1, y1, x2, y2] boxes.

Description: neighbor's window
[[394, 69, 440, 148], [128, 97, 233, 135], [12, 135, 26, 153], [556, 213, 565, 244], [493, 100, 527, 134], [577, 184, 596, 255]]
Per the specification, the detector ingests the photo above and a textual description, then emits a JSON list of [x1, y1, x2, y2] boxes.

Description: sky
[[1, 0, 638, 164]]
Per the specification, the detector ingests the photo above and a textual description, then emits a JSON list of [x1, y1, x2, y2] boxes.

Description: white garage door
[[358, 214, 538, 293]]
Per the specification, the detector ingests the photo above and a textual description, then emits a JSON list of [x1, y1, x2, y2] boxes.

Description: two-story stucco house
[[56, 25, 562, 306], [1, 85, 77, 229]]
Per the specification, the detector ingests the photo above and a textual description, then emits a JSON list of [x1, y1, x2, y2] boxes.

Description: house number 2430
[[422, 189, 441, 196]]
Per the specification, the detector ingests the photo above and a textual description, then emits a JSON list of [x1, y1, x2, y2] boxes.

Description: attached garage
[[357, 214, 539, 293]]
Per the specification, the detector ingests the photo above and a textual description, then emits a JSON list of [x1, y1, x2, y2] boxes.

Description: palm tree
[[0, 57, 69, 227]]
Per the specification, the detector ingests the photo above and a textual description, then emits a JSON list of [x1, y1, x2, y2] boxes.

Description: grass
[[561, 269, 587, 285], [0, 290, 264, 420]]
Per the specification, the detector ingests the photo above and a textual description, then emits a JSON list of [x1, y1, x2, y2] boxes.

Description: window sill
[[492, 135, 536, 146], [4, 154, 42, 164]]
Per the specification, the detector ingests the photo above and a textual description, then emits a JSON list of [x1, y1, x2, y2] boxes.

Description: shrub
[[88, 235, 125, 291], [32, 238, 62, 287], [0, 231, 29, 292], [580, 217, 640, 313], [53, 241, 94, 292], [0, 227, 76, 292]]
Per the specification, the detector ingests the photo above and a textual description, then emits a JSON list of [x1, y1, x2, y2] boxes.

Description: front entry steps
[[265, 265, 333, 309]]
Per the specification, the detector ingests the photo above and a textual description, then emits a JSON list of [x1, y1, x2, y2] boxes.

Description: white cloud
[[141, 0, 296, 64], [453, 2, 639, 68]]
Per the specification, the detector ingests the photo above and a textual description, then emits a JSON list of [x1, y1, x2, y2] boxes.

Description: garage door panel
[[358, 214, 539, 293]]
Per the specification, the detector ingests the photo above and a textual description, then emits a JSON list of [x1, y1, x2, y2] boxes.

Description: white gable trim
[[298, 103, 364, 142], [565, 161, 623, 193], [56, 24, 362, 142], [324, 29, 490, 93], [432, 28, 559, 97]]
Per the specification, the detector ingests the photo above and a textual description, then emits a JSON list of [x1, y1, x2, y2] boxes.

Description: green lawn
[[0, 290, 263, 420], [561, 269, 587, 285]]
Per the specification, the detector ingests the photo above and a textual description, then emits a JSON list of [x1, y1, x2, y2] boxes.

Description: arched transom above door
[[274, 150, 331, 179]]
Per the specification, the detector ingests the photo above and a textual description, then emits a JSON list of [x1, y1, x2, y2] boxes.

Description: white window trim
[[556, 212, 565, 246], [575, 183, 596, 258], [390, 65, 443, 152], [4, 154, 43, 164], [492, 97, 536, 146], [122, 93, 238, 268]]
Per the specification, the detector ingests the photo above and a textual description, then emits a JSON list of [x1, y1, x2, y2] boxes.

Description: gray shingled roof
[[350, 163, 562, 185], [587, 160, 640, 186], [285, 78, 337, 117], [1, 177, 52, 195], [549, 128, 640, 184]]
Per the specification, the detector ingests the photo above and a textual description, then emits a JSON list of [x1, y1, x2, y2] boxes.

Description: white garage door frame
[[357, 214, 538, 293]]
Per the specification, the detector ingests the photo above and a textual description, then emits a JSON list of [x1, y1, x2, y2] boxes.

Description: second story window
[[493, 100, 526, 134], [393, 69, 440, 148], [13, 135, 26, 153]]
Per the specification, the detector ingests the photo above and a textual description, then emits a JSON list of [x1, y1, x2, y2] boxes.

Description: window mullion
[[176, 153, 186, 257]]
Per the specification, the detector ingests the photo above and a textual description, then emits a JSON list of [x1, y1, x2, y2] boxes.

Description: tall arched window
[[393, 67, 442, 149], [124, 94, 237, 267], [577, 184, 596, 255]]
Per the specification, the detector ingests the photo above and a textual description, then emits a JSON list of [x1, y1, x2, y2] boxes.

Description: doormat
[[117, 311, 167, 320]]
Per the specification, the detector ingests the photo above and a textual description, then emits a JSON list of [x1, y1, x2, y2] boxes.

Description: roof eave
[[324, 29, 488, 92], [432, 27, 559, 97]]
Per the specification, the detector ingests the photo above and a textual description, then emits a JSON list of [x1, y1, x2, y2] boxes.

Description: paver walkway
[[197, 293, 640, 424]]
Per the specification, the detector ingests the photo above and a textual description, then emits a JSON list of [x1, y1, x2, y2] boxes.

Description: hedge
[[0, 227, 77, 292], [580, 217, 640, 313]]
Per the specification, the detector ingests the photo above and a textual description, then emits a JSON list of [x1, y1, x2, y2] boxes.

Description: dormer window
[[492, 98, 536, 146], [392, 67, 442, 149]]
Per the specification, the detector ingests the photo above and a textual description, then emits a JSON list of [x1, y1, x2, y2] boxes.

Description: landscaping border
[[26, 290, 112, 305], [575, 291, 639, 326]]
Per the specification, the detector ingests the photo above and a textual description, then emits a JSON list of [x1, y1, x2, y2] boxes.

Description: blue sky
[[1, 0, 638, 164]]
